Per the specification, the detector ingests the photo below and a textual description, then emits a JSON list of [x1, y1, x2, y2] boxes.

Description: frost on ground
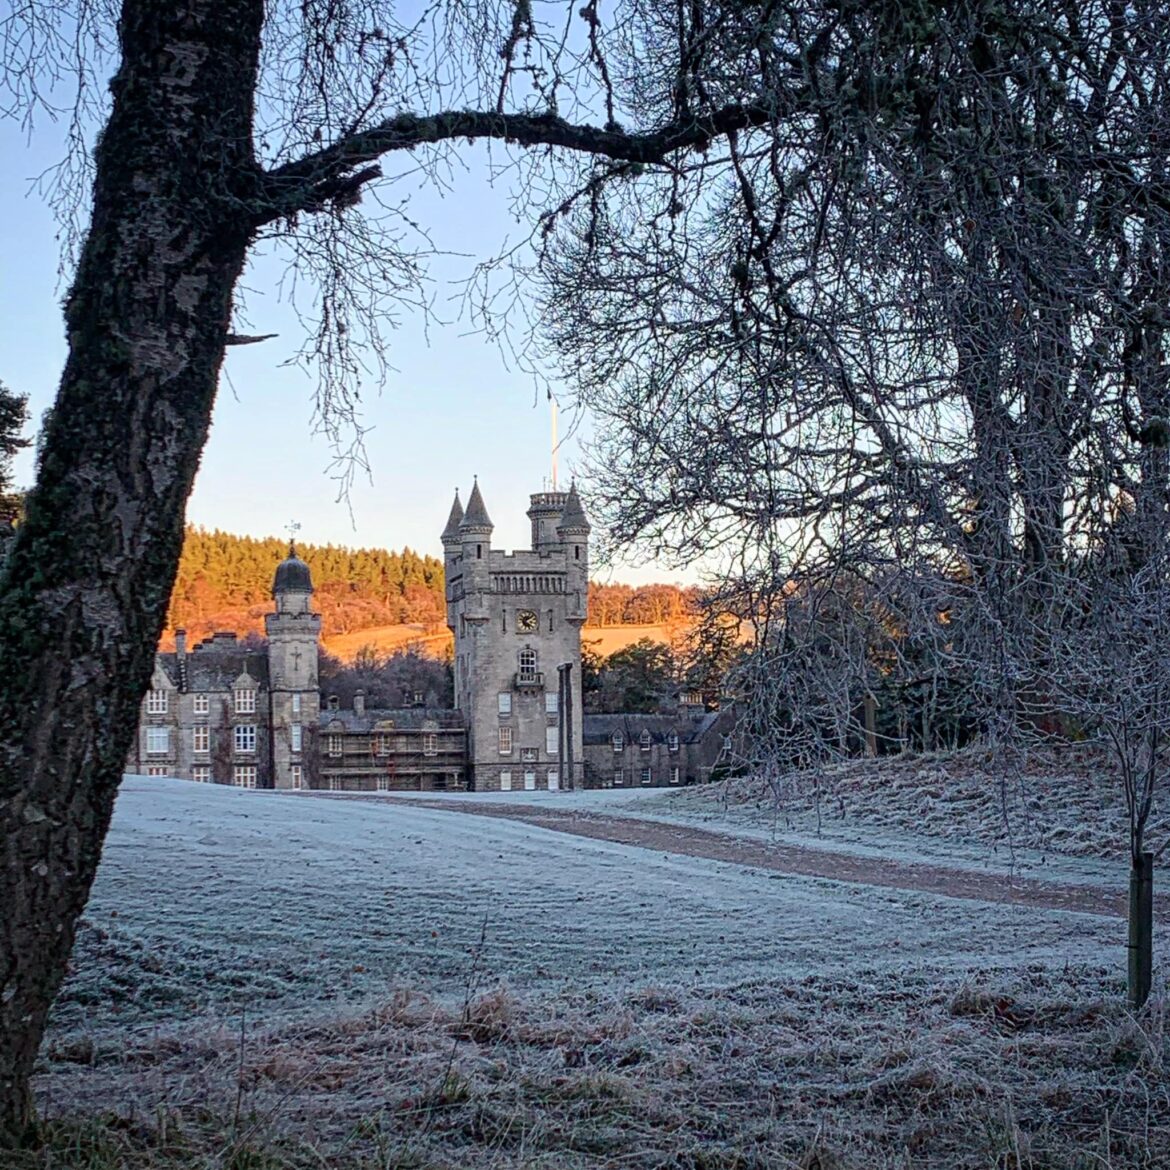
[[48, 777, 1132, 1041], [641, 744, 1169, 877], [30, 775, 1169, 1168], [34, 969, 1170, 1169]]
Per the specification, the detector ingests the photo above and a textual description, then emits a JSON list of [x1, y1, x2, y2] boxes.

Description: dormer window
[[234, 687, 256, 715], [668, 732, 680, 753], [612, 731, 624, 753], [145, 689, 168, 715], [640, 730, 652, 752]]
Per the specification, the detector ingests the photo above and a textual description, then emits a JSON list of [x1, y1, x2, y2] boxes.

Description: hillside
[[321, 619, 692, 662], [164, 526, 698, 656]]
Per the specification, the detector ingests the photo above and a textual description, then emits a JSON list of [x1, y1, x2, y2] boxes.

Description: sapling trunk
[[1128, 850, 1154, 1010]]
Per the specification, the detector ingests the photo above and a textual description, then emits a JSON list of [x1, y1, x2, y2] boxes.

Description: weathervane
[[285, 519, 302, 555]]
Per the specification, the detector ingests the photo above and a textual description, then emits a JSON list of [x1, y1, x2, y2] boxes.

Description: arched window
[[639, 729, 652, 752], [612, 731, 624, 753], [518, 648, 538, 679]]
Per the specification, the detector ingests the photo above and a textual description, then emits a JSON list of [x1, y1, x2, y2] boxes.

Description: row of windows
[[498, 727, 562, 755], [614, 767, 682, 786], [498, 770, 559, 791], [184, 765, 309, 787], [145, 690, 305, 716], [612, 731, 679, 753], [144, 723, 305, 756], [325, 733, 439, 757], [498, 691, 558, 716], [181, 765, 262, 786]]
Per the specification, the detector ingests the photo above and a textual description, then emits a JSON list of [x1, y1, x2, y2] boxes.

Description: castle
[[131, 482, 729, 791]]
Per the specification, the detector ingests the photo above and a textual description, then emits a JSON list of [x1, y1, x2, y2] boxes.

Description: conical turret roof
[[441, 490, 464, 543], [459, 478, 493, 532], [557, 482, 591, 532]]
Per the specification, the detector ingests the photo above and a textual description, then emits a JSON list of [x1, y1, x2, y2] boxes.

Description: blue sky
[[0, 114, 676, 583]]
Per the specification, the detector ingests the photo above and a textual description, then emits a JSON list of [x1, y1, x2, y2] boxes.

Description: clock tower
[[443, 479, 588, 791]]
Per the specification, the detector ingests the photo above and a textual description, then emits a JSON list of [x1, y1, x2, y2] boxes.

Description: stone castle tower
[[265, 546, 322, 789], [443, 480, 589, 791]]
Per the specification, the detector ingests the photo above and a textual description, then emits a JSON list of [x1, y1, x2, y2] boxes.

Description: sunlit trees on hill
[[0, 381, 27, 523], [163, 528, 698, 646], [165, 527, 445, 643]]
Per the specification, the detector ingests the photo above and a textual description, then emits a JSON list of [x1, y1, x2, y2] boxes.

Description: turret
[[441, 489, 464, 552], [527, 490, 568, 553], [460, 478, 493, 542], [558, 482, 590, 622], [442, 489, 464, 629], [557, 482, 591, 566], [458, 478, 493, 620], [265, 544, 321, 790], [265, 543, 321, 688]]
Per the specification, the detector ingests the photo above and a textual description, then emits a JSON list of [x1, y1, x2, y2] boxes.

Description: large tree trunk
[[0, 0, 262, 1142]]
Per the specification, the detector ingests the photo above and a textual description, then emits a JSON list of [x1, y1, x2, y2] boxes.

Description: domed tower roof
[[557, 482, 591, 533], [459, 478, 493, 534], [441, 489, 464, 545], [272, 544, 314, 595]]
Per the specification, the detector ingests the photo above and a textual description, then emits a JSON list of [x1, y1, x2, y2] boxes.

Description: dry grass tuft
[[26, 966, 1170, 1169]]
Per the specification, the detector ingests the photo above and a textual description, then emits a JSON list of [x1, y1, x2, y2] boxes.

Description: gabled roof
[[582, 711, 724, 746], [441, 490, 464, 542], [459, 479, 493, 532], [158, 647, 270, 693], [318, 707, 465, 733]]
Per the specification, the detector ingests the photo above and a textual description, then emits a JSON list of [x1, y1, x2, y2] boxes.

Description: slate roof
[[557, 482, 590, 532], [441, 490, 464, 541], [319, 707, 465, 733], [582, 711, 723, 746], [159, 640, 270, 692], [459, 479, 493, 532]]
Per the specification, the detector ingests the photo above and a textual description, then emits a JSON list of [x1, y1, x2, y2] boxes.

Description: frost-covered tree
[[544, 0, 1170, 675], [540, 0, 1170, 1001]]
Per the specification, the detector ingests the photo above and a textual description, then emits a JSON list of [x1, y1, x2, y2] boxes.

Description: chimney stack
[[354, 689, 366, 718], [175, 629, 188, 691]]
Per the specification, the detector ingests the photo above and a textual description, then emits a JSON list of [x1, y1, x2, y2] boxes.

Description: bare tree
[[540, 0, 1170, 997], [0, 0, 792, 1141]]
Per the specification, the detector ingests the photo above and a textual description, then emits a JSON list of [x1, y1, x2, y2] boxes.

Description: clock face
[[516, 609, 538, 632]]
